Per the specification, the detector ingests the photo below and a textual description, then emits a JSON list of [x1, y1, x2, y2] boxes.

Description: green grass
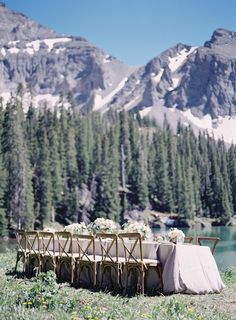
[[0, 250, 236, 320]]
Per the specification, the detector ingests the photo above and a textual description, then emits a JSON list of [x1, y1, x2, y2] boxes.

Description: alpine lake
[[0, 226, 236, 271]]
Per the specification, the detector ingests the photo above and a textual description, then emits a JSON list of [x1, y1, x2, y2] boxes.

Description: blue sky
[[3, 0, 236, 66]]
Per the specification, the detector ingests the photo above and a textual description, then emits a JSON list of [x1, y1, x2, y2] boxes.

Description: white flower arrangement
[[92, 218, 120, 234], [64, 222, 90, 235], [153, 234, 165, 243], [167, 228, 185, 244], [122, 221, 153, 240]]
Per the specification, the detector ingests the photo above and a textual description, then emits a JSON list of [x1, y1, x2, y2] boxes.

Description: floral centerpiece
[[122, 221, 153, 240], [64, 222, 91, 235], [91, 218, 120, 234], [167, 228, 185, 244]]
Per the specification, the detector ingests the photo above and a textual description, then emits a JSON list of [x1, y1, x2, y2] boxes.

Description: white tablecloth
[[157, 243, 225, 294]]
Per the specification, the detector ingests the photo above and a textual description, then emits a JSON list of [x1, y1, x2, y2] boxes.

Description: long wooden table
[[26, 238, 225, 294]]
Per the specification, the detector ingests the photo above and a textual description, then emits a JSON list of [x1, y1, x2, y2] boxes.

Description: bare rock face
[[0, 3, 133, 112], [165, 29, 236, 118]]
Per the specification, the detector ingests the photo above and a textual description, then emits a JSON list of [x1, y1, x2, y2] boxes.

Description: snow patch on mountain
[[26, 39, 41, 52], [0, 47, 6, 56], [103, 55, 111, 63], [152, 68, 164, 84], [55, 47, 66, 54], [139, 106, 153, 118], [168, 47, 197, 72], [123, 96, 141, 111], [8, 47, 19, 54], [93, 77, 128, 111], [43, 38, 71, 51], [181, 109, 236, 143]]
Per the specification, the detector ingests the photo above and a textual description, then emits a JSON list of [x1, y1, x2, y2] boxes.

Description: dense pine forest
[[0, 93, 235, 236]]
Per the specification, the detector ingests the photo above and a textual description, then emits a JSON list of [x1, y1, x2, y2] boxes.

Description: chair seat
[[28, 251, 40, 255], [126, 258, 161, 266], [55, 252, 73, 258], [39, 250, 55, 256], [101, 256, 126, 263], [75, 254, 103, 262]]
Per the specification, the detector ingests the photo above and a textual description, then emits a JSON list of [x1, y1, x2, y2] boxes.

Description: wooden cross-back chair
[[196, 236, 220, 255], [184, 236, 194, 244], [118, 232, 163, 295], [24, 231, 40, 276], [14, 230, 27, 272], [38, 231, 56, 273], [54, 231, 73, 283], [96, 233, 124, 290], [73, 234, 99, 287]]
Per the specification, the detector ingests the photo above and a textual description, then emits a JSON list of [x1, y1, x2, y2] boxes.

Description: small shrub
[[151, 298, 202, 320], [17, 271, 59, 310], [223, 266, 236, 284]]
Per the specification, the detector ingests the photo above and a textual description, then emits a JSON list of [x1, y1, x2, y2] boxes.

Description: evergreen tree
[[35, 114, 52, 228], [150, 131, 173, 212], [128, 120, 148, 210], [2, 98, 34, 229], [76, 115, 89, 185]]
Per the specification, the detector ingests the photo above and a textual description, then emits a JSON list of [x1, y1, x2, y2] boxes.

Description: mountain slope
[[1, 3, 236, 142], [108, 29, 236, 143], [0, 2, 134, 112]]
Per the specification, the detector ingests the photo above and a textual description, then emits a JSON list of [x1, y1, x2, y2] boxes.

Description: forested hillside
[[0, 94, 235, 236]]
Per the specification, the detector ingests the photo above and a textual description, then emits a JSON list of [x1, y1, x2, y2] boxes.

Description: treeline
[[0, 95, 235, 236]]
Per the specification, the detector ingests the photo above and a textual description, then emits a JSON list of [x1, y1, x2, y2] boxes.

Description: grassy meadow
[[0, 249, 236, 320]]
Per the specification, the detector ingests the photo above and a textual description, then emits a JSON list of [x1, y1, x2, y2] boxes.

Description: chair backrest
[[54, 231, 72, 258], [196, 236, 220, 254], [15, 229, 26, 252], [118, 233, 143, 263], [96, 233, 118, 263], [184, 236, 194, 244], [25, 231, 39, 254], [72, 234, 95, 261], [38, 231, 55, 257]]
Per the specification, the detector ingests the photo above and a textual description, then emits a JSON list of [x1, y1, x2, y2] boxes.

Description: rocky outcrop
[[0, 3, 133, 112]]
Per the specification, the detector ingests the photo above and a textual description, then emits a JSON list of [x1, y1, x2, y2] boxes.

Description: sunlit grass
[[0, 250, 235, 320]]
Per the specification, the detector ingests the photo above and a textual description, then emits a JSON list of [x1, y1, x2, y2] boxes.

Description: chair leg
[[116, 265, 119, 288], [93, 263, 96, 287], [100, 265, 105, 289], [71, 259, 74, 284], [141, 270, 145, 295], [39, 256, 43, 273], [14, 252, 20, 272], [124, 266, 129, 295], [76, 263, 80, 287]]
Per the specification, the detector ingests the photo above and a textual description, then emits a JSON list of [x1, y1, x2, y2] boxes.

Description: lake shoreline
[[127, 210, 236, 229]]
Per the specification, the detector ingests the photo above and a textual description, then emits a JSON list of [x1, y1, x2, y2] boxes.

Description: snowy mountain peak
[[0, 4, 235, 144]]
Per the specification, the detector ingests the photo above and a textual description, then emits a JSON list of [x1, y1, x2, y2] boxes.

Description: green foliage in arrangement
[[0, 94, 236, 235]]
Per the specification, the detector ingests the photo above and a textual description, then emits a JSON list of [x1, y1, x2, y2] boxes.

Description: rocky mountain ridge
[[1, 3, 236, 142], [0, 2, 134, 111]]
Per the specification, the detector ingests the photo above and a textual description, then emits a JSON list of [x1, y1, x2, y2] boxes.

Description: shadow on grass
[[6, 269, 25, 278]]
